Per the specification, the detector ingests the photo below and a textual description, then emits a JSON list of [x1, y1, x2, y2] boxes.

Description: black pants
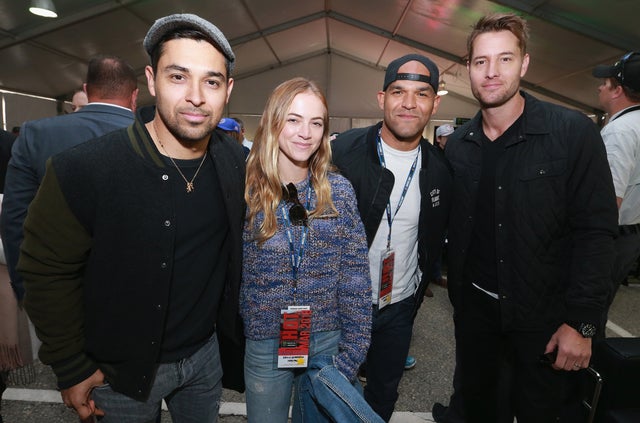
[[600, 230, 640, 334], [611, 230, 640, 291], [455, 285, 583, 423], [441, 337, 466, 423], [364, 295, 416, 422]]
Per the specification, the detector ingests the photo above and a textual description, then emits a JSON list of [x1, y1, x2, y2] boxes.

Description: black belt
[[619, 224, 640, 236]]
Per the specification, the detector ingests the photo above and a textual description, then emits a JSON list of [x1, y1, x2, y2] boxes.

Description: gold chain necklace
[[157, 138, 207, 193]]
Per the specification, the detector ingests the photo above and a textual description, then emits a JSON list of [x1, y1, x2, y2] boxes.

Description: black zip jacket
[[332, 122, 452, 311], [445, 92, 618, 331]]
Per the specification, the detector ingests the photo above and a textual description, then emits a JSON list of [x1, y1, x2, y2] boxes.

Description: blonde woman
[[241, 78, 372, 422]]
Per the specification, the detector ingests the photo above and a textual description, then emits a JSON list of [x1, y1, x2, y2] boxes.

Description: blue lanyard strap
[[376, 131, 421, 249], [281, 183, 312, 284]]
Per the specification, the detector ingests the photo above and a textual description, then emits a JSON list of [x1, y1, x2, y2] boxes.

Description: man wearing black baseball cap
[[593, 52, 640, 92], [19, 13, 246, 422], [593, 52, 640, 301], [331, 54, 451, 421]]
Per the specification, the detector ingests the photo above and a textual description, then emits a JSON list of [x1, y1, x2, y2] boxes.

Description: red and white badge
[[277, 306, 312, 368], [378, 249, 395, 309]]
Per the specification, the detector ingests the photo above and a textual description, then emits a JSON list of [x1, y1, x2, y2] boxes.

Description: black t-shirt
[[158, 153, 229, 362], [464, 117, 522, 294]]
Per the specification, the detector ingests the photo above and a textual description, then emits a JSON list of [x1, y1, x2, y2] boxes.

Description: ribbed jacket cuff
[[51, 352, 99, 390], [334, 352, 358, 382]]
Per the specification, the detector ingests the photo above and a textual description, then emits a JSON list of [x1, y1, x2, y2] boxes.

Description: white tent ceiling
[[0, 0, 637, 129]]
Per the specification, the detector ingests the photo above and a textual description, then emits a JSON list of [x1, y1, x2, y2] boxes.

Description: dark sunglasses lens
[[282, 183, 307, 225], [289, 204, 308, 226], [285, 183, 298, 199]]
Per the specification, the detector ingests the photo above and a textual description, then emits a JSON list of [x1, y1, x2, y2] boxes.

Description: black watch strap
[[566, 321, 596, 338]]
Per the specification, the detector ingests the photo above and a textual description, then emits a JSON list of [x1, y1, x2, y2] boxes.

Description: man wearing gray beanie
[[19, 13, 245, 422]]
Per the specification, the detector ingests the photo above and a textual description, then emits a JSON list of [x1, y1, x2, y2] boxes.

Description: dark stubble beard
[[385, 120, 424, 144], [472, 83, 520, 110], [158, 107, 216, 145]]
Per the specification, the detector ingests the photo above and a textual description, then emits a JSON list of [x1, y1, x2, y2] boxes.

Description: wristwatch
[[566, 321, 597, 338]]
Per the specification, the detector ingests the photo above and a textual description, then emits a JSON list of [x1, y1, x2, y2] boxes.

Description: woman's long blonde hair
[[245, 77, 337, 244]]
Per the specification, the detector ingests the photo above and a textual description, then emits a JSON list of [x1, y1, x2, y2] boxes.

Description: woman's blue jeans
[[244, 330, 340, 423]]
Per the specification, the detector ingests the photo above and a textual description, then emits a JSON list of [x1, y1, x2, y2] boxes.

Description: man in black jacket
[[332, 54, 451, 421], [18, 14, 245, 423], [445, 13, 618, 422]]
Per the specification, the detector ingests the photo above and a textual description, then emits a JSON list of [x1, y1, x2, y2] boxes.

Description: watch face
[[579, 323, 597, 338]]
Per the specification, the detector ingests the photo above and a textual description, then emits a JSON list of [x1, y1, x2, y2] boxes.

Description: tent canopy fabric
[[0, 0, 636, 125]]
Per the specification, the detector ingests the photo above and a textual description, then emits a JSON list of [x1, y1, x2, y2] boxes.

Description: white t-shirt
[[602, 107, 640, 225], [368, 139, 422, 304]]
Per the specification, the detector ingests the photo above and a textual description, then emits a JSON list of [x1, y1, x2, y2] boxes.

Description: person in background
[[217, 117, 241, 140], [241, 77, 372, 422], [218, 117, 249, 158], [332, 53, 452, 421], [593, 52, 640, 296], [435, 123, 455, 151], [1, 54, 138, 303], [429, 123, 455, 290], [234, 116, 253, 150], [17, 13, 245, 422], [71, 89, 89, 112], [445, 13, 617, 422]]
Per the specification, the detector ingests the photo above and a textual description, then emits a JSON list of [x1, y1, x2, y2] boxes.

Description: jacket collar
[[76, 102, 134, 118], [460, 91, 550, 146], [365, 121, 383, 163]]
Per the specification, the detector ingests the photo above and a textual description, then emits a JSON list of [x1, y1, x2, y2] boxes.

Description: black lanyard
[[611, 105, 640, 122]]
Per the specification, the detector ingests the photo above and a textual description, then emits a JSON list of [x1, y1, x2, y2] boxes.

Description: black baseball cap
[[383, 54, 439, 93], [592, 52, 640, 92]]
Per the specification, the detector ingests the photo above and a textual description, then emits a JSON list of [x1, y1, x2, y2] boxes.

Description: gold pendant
[[186, 182, 194, 193]]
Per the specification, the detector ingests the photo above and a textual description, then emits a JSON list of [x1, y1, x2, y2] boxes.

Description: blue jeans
[[92, 334, 223, 423], [244, 330, 340, 423], [298, 355, 383, 423], [364, 295, 416, 422]]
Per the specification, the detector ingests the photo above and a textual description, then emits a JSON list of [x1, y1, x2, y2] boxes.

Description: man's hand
[[544, 323, 592, 371], [61, 369, 106, 420]]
